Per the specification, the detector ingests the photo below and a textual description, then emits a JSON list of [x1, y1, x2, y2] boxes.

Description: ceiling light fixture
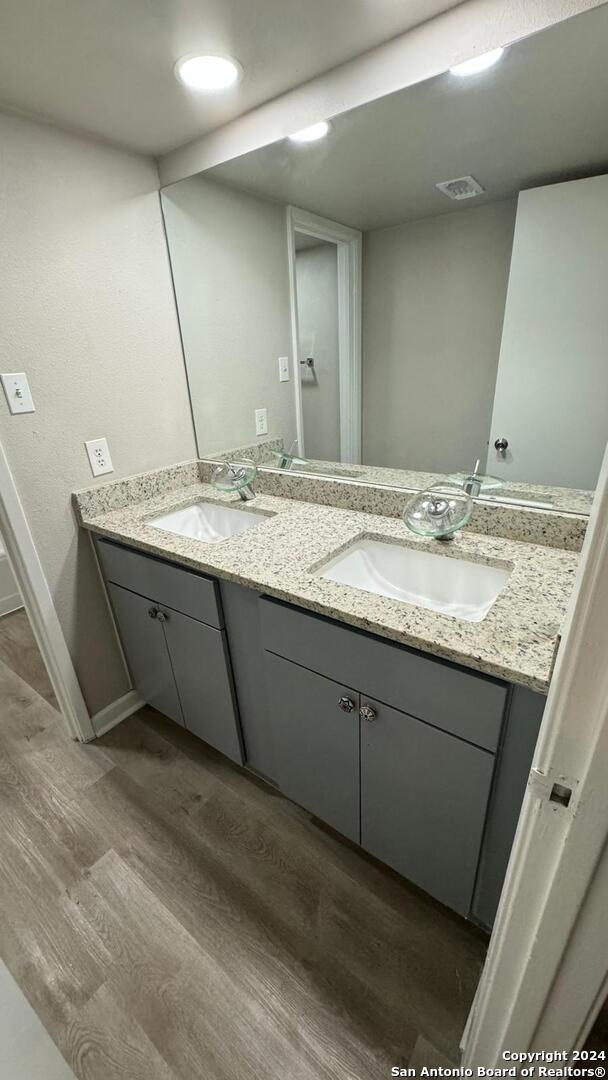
[[175, 53, 242, 91], [449, 47, 505, 77], [288, 120, 330, 144]]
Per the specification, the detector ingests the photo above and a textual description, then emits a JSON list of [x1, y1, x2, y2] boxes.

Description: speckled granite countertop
[[75, 477, 580, 694]]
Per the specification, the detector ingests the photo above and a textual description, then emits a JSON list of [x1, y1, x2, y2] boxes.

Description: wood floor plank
[[72, 849, 332, 1080], [81, 767, 418, 1077], [0, 650, 487, 1080], [0, 609, 57, 707], [63, 983, 177, 1080], [95, 708, 219, 813]]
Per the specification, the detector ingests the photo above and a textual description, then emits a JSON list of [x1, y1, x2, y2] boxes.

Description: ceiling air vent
[[435, 175, 485, 200]]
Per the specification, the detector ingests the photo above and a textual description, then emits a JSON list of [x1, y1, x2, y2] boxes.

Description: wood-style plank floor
[[0, 608, 58, 708], [0, 619, 488, 1079]]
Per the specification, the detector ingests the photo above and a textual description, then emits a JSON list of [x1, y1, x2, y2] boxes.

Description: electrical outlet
[[255, 408, 268, 436], [278, 356, 290, 382], [1, 372, 35, 414], [85, 437, 114, 477]]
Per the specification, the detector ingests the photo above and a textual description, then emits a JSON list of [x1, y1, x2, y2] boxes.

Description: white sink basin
[[148, 501, 268, 544], [316, 538, 510, 622]]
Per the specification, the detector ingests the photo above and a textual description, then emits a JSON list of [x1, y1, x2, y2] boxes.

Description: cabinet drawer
[[260, 598, 506, 753], [95, 537, 222, 628]]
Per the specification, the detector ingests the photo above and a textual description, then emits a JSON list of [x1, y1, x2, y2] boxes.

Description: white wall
[[0, 110, 196, 716], [362, 199, 516, 474], [296, 244, 340, 461], [162, 175, 297, 457], [158, 0, 605, 185]]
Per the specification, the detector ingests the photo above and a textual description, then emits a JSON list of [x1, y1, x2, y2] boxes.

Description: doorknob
[[494, 437, 509, 455], [338, 696, 355, 713], [360, 704, 377, 722], [148, 606, 158, 619], [156, 610, 168, 623]]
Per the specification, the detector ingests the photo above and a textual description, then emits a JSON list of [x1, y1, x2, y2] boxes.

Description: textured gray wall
[[362, 199, 516, 474], [0, 110, 196, 715]]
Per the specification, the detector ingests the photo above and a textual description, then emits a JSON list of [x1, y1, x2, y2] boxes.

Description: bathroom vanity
[[77, 468, 578, 930]]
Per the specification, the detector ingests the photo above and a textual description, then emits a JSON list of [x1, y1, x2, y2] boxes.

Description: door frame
[[286, 205, 362, 463], [0, 439, 94, 741], [462, 443, 608, 1061]]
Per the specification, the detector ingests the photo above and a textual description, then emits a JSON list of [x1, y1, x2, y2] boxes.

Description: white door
[[488, 174, 608, 489], [462, 446, 608, 1062]]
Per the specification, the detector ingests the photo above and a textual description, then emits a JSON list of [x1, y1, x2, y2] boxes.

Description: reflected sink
[[316, 538, 510, 622], [148, 501, 269, 544]]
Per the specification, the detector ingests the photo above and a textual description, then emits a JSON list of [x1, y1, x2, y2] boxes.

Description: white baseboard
[[90, 689, 144, 738], [0, 594, 23, 618]]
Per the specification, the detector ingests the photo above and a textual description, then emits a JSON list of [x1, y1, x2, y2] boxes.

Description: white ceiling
[[0, 0, 464, 156], [206, 4, 608, 231]]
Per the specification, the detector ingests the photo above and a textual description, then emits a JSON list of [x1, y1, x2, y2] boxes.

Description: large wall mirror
[[162, 4, 608, 515]]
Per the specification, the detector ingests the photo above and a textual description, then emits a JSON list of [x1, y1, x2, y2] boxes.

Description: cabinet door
[[162, 606, 244, 765], [264, 654, 360, 842], [361, 698, 494, 916], [107, 584, 184, 726]]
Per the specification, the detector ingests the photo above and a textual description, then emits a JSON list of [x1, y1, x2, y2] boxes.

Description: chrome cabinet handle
[[148, 606, 158, 620], [338, 696, 355, 713], [360, 704, 377, 723], [156, 610, 168, 623], [494, 437, 509, 454]]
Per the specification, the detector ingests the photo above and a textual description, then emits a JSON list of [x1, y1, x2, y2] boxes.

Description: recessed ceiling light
[[288, 121, 331, 144], [449, 47, 505, 77], [175, 54, 242, 91]]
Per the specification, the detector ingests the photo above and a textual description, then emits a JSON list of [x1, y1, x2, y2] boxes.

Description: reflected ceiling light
[[449, 47, 505, 77], [288, 120, 330, 144], [175, 53, 242, 91]]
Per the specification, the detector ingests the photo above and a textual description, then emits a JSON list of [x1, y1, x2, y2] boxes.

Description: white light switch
[[85, 437, 114, 477], [255, 408, 268, 436], [1, 372, 35, 414], [278, 356, 290, 382]]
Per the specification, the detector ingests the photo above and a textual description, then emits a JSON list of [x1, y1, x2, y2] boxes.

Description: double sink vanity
[[74, 460, 580, 930]]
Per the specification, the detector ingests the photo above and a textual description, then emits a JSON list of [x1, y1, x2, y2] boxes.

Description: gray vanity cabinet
[[108, 583, 184, 726], [360, 697, 494, 916], [264, 653, 360, 842], [96, 537, 243, 765]]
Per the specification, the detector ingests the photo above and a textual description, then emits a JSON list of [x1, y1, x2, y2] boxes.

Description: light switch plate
[[255, 408, 268, 436], [278, 356, 290, 382], [1, 372, 35, 414], [85, 437, 114, 477]]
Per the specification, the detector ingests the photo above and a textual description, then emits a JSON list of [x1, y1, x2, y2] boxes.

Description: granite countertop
[[74, 476, 580, 694]]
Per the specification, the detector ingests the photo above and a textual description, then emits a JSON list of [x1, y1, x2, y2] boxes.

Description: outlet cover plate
[[255, 408, 268, 436], [85, 437, 114, 477]]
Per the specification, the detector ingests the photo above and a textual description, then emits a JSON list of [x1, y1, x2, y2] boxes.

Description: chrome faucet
[[212, 461, 257, 501], [403, 486, 474, 541]]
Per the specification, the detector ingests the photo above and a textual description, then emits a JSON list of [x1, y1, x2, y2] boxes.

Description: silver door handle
[[156, 610, 168, 623], [494, 437, 508, 454], [338, 696, 355, 713], [360, 705, 377, 722]]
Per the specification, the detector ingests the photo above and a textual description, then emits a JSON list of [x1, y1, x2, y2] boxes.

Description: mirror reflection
[[162, 5, 608, 514]]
